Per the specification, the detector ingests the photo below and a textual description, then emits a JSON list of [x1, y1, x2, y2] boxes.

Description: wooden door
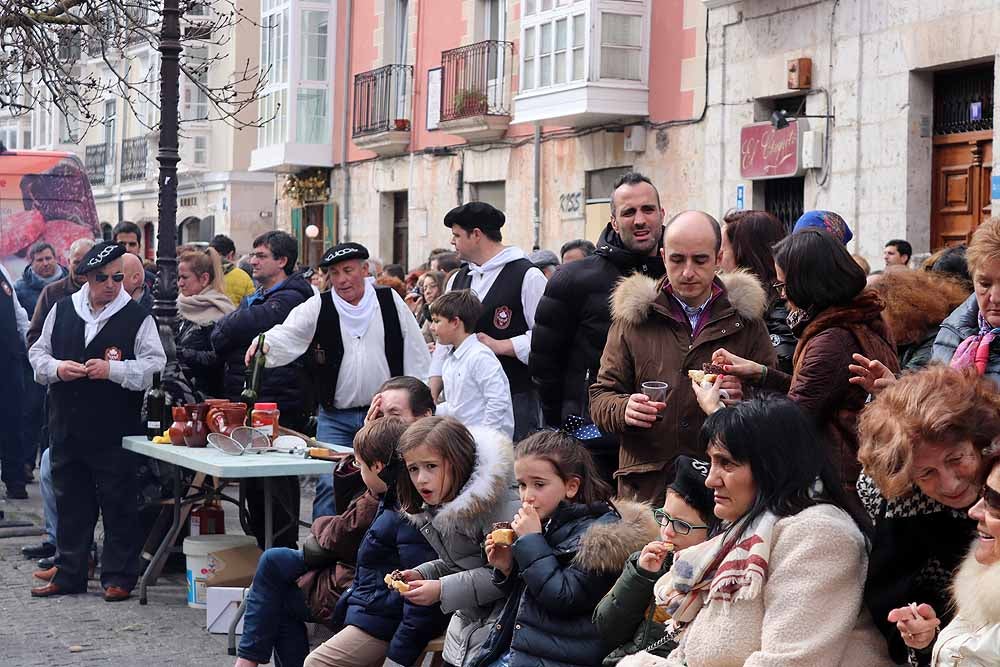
[[931, 130, 993, 249]]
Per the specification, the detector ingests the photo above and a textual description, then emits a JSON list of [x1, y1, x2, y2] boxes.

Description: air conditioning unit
[[624, 125, 646, 152]]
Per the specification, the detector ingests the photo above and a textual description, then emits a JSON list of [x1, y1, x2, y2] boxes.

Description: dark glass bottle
[[240, 334, 266, 423], [146, 372, 165, 440]]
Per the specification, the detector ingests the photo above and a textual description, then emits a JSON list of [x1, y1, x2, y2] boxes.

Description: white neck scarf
[[71, 283, 133, 345], [330, 277, 379, 338]]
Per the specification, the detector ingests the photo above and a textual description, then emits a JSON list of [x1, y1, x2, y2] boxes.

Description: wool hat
[[319, 242, 369, 268], [444, 201, 505, 232], [792, 210, 853, 245], [668, 455, 715, 521], [76, 241, 126, 275]]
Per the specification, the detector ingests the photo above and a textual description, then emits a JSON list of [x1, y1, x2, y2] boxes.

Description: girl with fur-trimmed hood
[[394, 417, 523, 667], [472, 431, 659, 667]]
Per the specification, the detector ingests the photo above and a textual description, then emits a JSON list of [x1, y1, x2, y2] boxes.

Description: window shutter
[[291, 207, 303, 244], [323, 203, 337, 244]]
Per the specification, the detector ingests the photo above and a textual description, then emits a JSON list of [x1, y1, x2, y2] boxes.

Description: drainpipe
[[339, 0, 353, 242], [532, 123, 541, 250]]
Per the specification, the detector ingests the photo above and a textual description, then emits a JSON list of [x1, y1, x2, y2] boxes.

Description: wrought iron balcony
[[441, 40, 514, 122], [352, 64, 413, 137], [85, 143, 109, 186], [120, 136, 149, 182]]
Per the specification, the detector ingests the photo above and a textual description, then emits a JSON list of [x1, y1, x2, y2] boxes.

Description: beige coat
[[620, 505, 893, 667], [931, 546, 1000, 666]]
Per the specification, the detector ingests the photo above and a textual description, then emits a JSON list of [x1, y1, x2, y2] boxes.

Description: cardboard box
[[205, 544, 261, 589], [206, 586, 249, 634]]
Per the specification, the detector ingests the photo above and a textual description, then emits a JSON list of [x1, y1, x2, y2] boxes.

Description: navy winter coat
[[472, 500, 657, 667], [333, 497, 449, 667], [210, 272, 314, 412], [14, 264, 67, 317]]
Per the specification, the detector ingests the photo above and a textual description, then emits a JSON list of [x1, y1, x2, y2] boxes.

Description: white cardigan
[[622, 504, 894, 667], [931, 546, 1000, 667]]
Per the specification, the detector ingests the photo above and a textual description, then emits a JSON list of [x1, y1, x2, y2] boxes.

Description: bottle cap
[[254, 402, 278, 410]]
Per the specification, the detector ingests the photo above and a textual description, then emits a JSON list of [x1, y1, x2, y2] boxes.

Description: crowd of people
[[3, 170, 1000, 666]]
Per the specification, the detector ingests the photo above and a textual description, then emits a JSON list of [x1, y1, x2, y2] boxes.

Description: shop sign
[[739, 120, 807, 180]]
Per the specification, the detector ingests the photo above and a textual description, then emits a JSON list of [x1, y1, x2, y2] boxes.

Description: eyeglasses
[[652, 509, 710, 535], [772, 281, 787, 298], [249, 251, 273, 261], [94, 272, 125, 283]]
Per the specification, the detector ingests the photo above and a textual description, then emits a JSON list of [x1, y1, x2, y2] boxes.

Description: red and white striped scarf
[[653, 512, 778, 624]]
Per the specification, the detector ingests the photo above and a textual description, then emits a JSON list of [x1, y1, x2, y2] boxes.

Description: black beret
[[76, 241, 127, 275], [319, 242, 370, 268], [444, 202, 505, 232], [668, 455, 715, 521]]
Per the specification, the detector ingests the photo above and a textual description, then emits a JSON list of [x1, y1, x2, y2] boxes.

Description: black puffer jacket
[[210, 272, 314, 411], [764, 290, 796, 375], [472, 499, 657, 667], [530, 225, 665, 427], [176, 319, 224, 400]]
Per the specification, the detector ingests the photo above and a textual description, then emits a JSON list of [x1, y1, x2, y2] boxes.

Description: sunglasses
[[982, 484, 1000, 513], [94, 272, 125, 283], [653, 509, 710, 535]]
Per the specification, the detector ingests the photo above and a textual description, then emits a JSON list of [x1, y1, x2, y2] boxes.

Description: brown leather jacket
[[27, 274, 81, 347], [297, 490, 380, 626], [761, 290, 898, 486], [590, 271, 776, 481]]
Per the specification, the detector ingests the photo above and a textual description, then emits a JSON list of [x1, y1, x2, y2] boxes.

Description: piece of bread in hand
[[490, 522, 515, 546], [384, 570, 411, 593], [687, 369, 718, 384]]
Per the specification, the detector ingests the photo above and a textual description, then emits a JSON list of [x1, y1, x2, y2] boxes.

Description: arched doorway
[[142, 221, 155, 261], [100, 222, 113, 241]]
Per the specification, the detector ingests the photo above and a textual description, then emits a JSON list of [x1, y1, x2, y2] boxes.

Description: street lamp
[[153, 0, 182, 341]]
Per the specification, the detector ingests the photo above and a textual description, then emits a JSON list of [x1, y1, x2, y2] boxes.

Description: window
[[523, 27, 536, 89], [301, 10, 328, 81], [259, 0, 290, 147], [600, 12, 642, 80], [182, 46, 210, 121], [470, 181, 506, 211], [193, 135, 207, 165], [60, 114, 78, 143], [296, 89, 329, 143], [0, 126, 17, 149], [520, 2, 585, 91], [143, 52, 161, 128], [104, 99, 116, 152]]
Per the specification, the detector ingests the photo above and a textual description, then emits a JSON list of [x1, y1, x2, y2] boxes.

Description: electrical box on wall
[[801, 130, 825, 169], [624, 125, 646, 152], [787, 58, 812, 90]]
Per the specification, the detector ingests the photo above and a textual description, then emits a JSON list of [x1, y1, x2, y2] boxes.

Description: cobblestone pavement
[[0, 480, 298, 667]]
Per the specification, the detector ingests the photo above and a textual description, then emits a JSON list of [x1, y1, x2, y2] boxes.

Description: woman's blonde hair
[[178, 247, 225, 293], [858, 365, 1000, 498], [966, 218, 1000, 277], [396, 416, 476, 513]]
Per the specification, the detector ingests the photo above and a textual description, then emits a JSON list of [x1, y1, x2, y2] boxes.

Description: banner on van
[[0, 152, 99, 278]]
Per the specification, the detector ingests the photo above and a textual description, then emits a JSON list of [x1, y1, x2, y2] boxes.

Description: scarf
[[950, 312, 1000, 375], [653, 512, 779, 624], [178, 287, 235, 326], [790, 289, 892, 372], [71, 283, 134, 346], [331, 277, 378, 338]]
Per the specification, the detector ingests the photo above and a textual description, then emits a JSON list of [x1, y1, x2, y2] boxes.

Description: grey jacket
[[405, 427, 521, 667], [932, 294, 1000, 385]]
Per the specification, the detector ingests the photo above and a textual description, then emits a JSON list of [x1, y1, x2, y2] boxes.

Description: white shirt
[[29, 287, 166, 391], [430, 246, 547, 376], [0, 263, 29, 344], [437, 334, 514, 439], [262, 287, 431, 409]]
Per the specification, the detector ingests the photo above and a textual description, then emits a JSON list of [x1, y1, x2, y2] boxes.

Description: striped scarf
[[950, 312, 1000, 375], [652, 512, 778, 624]]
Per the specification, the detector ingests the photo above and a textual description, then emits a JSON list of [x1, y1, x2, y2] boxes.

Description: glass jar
[[251, 402, 280, 438]]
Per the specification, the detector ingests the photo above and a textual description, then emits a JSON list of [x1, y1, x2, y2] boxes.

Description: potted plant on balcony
[[454, 88, 488, 117], [393, 118, 411, 131]]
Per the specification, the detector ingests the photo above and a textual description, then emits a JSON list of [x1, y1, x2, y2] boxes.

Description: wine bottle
[[146, 372, 165, 440], [241, 334, 266, 422]]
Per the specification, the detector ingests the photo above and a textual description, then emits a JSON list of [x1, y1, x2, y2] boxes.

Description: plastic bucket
[[183, 534, 257, 609]]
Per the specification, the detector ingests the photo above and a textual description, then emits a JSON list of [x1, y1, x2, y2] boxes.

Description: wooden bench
[[416, 636, 446, 667]]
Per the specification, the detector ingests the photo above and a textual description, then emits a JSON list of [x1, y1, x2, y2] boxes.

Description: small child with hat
[[593, 456, 719, 665]]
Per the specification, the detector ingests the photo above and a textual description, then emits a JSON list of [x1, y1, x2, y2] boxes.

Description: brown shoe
[[33, 566, 57, 582], [103, 585, 131, 602], [31, 582, 72, 597]]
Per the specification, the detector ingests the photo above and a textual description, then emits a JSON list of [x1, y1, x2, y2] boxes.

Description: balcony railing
[[85, 143, 109, 186], [352, 64, 413, 137], [120, 136, 148, 182], [441, 40, 514, 121]]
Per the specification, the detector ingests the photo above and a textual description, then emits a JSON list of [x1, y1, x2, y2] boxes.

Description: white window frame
[[518, 0, 648, 93]]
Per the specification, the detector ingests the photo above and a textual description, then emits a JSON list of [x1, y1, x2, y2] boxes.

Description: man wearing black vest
[[0, 260, 29, 500], [27, 241, 166, 600], [248, 242, 430, 518], [431, 202, 547, 440]]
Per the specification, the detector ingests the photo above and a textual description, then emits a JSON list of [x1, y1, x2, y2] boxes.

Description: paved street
[[0, 484, 251, 667]]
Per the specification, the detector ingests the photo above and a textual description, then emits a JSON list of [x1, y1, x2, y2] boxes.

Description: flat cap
[[76, 241, 126, 275], [529, 249, 559, 269], [319, 242, 370, 268], [444, 202, 505, 232], [668, 455, 715, 521]]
